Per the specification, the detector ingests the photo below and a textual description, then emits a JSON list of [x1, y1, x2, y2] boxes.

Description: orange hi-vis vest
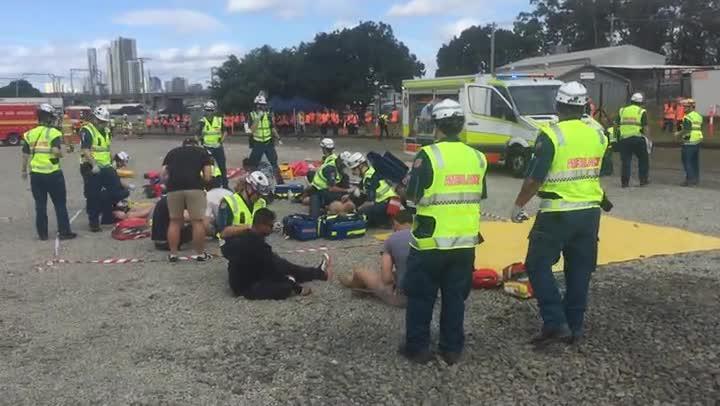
[[390, 110, 399, 123], [364, 111, 372, 123], [664, 104, 676, 120]]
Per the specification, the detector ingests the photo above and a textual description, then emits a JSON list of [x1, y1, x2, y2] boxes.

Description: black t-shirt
[[162, 146, 212, 192]]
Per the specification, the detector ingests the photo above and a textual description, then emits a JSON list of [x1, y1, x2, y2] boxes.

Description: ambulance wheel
[[507, 146, 529, 178], [5, 133, 20, 146]]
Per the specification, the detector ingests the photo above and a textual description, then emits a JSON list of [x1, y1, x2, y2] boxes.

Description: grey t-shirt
[[383, 229, 411, 287]]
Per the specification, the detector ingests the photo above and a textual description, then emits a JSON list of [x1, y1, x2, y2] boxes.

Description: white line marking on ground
[[70, 209, 82, 224]]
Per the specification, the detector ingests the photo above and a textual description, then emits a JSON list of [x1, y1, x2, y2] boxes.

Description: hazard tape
[[36, 241, 382, 269]]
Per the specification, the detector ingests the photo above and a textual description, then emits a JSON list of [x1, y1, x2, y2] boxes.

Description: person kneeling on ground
[[222, 208, 333, 300], [343, 152, 399, 228], [204, 174, 233, 237], [339, 210, 412, 307], [307, 138, 352, 218], [216, 171, 271, 242]]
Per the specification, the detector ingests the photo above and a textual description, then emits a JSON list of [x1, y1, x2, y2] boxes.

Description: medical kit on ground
[[319, 213, 367, 240]]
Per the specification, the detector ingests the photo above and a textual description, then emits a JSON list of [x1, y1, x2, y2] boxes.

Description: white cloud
[[387, 0, 439, 17], [227, 0, 356, 20], [0, 41, 242, 90], [441, 18, 479, 41], [227, 0, 283, 12], [113, 9, 224, 33], [331, 19, 359, 31]]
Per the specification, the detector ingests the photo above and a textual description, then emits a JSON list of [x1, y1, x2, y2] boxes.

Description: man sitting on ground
[[151, 195, 192, 251], [338, 210, 412, 307], [222, 208, 333, 300]]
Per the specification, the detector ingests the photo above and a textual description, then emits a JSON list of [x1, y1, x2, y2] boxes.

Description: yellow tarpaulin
[[374, 216, 720, 272]]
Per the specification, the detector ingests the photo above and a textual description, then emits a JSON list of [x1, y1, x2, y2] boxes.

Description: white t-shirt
[[205, 188, 233, 221]]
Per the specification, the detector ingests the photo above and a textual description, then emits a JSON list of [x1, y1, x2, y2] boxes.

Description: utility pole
[[609, 13, 617, 46], [490, 23, 497, 75], [134, 57, 152, 106]]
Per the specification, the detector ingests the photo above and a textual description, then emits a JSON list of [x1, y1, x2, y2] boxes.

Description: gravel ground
[[1, 137, 719, 405]]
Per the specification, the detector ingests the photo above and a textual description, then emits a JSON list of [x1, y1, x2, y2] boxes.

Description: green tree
[[0, 80, 42, 97], [210, 21, 424, 111], [435, 24, 541, 77]]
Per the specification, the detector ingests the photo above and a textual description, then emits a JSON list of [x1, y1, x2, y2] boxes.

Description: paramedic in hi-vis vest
[[249, 93, 284, 185], [197, 101, 228, 189], [512, 81, 612, 348], [344, 152, 399, 227], [216, 171, 271, 243], [21, 104, 77, 241], [308, 138, 351, 218], [676, 98, 703, 186], [400, 99, 488, 365], [614, 93, 650, 188], [80, 106, 128, 232]]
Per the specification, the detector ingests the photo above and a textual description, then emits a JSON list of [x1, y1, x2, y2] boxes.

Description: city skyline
[[0, 2, 527, 90]]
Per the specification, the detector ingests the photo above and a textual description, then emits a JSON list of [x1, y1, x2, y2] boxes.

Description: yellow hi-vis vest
[[311, 153, 341, 190], [218, 194, 267, 243], [202, 116, 223, 148], [251, 111, 272, 143], [24, 126, 62, 174], [538, 120, 607, 212], [618, 104, 646, 139], [81, 123, 112, 167], [362, 166, 397, 203], [683, 111, 704, 145], [410, 142, 487, 251]]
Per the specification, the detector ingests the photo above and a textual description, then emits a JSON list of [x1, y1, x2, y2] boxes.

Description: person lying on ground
[[111, 199, 153, 222], [222, 208, 333, 300], [338, 210, 412, 307]]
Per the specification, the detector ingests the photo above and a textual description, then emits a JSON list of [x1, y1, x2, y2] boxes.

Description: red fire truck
[[0, 104, 38, 146]]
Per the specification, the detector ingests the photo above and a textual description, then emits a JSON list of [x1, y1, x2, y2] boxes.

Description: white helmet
[[38, 103, 56, 116], [254, 95, 267, 105], [631, 93, 644, 103], [320, 138, 335, 149], [93, 106, 110, 122], [114, 151, 130, 163], [246, 171, 272, 196], [556, 81, 589, 106], [203, 101, 217, 111], [339, 150, 352, 164], [346, 152, 367, 169], [432, 99, 464, 120]]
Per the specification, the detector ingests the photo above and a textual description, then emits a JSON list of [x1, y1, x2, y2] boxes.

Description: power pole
[[609, 13, 617, 46], [490, 23, 497, 75]]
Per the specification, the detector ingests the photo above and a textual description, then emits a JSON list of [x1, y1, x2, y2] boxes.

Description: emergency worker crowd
[[20, 80, 707, 365]]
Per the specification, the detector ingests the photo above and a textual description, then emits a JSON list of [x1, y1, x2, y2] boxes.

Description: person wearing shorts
[[338, 210, 412, 307], [162, 138, 213, 262]]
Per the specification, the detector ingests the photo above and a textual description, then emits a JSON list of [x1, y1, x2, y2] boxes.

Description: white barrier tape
[[37, 242, 383, 269]]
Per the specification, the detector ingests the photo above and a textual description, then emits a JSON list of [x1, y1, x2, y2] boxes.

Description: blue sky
[[0, 0, 529, 89]]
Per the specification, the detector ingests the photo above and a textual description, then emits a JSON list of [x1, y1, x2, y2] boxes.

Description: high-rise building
[[107, 37, 139, 94], [168, 77, 188, 93], [188, 83, 203, 93], [127, 60, 142, 94], [164, 81, 172, 93], [148, 76, 162, 92], [87, 48, 98, 95]]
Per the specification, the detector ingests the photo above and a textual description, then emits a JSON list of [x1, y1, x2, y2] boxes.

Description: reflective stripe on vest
[[311, 154, 340, 190], [362, 166, 398, 203], [251, 111, 272, 142], [202, 116, 223, 148], [81, 123, 112, 167], [618, 105, 645, 139], [411, 142, 487, 251], [684, 111, 704, 145], [26, 126, 62, 174], [538, 120, 607, 213]]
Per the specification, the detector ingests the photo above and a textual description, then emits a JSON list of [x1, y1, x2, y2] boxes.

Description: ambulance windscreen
[[508, 85, 560, 116]]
